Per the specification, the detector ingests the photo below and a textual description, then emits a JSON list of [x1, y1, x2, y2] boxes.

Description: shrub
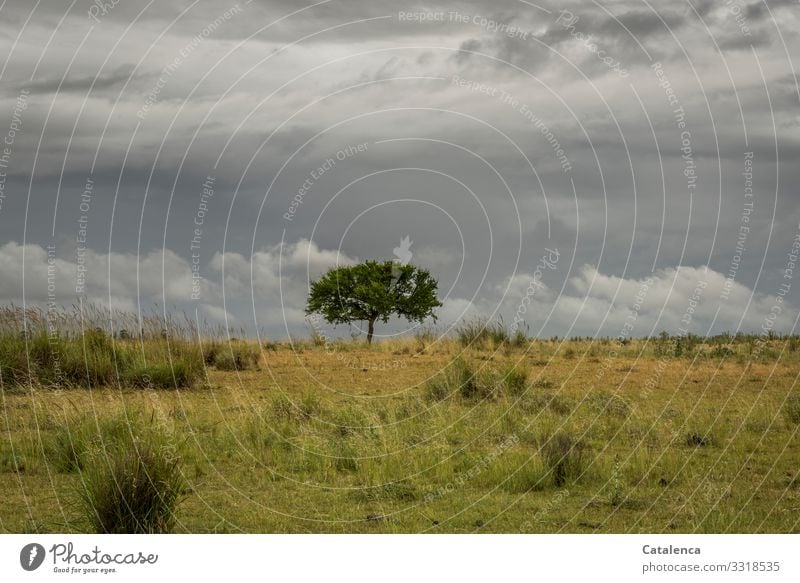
[[541, 433, 588, 487], [78, 434, 186, 534]]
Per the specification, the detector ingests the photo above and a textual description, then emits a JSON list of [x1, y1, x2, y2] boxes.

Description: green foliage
[[306, 261, 441, 343]]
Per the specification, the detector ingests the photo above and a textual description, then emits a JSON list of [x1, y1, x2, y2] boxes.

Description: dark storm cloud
[[539, 7, 686, 46], [20, 64, 137, 95], [745, 0, 800, 21], [718, 29, 773, 50], [692, 0, 717, 18], [596, 10, 686, 39], [453, 38, 483, 65]]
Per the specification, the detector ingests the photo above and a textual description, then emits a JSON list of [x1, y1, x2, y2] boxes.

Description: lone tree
[[305, 260, 441, 344]]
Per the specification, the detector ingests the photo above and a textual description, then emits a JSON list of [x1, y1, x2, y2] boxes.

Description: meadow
[[0, 307, 799, 533]]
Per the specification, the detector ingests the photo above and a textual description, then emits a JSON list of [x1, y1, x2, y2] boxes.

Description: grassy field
[[1, 310, 799, 533]]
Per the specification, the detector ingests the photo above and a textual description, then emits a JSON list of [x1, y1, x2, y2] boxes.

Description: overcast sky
[[0, 0, 798, 340]]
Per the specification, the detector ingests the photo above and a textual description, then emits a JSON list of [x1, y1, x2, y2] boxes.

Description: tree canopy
[[305, 260, 441, 343]]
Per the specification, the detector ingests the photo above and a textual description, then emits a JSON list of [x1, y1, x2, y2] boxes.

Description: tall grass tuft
[[47, 413, 148, 473], [77, 416, 186, 534], [425, 358, 495, 402], [540, 433, 589, 487], [455, 318, 509, 349], [502, 365, 529, 397]]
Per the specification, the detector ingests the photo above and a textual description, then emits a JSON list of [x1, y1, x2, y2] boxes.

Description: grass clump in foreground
[[77, 412, 186, 534]]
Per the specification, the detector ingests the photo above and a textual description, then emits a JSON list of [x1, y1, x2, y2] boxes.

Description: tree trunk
[[367, 317, 376, 344]]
